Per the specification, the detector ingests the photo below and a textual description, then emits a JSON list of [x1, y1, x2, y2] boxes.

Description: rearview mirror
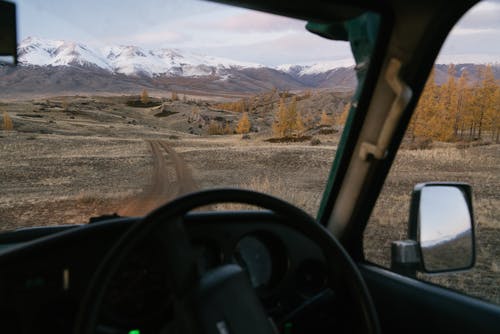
[[410, 183, 475, 273]]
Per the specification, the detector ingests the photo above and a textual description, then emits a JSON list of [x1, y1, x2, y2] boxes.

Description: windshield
[[0, 0, 376, 231]]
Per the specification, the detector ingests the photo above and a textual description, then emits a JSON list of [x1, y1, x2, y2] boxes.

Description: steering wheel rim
[[75, 188, 380, 334]]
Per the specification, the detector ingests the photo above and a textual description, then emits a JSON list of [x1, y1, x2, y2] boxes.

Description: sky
[[419, 186, 472, 246], [12, 0, 500, 66]]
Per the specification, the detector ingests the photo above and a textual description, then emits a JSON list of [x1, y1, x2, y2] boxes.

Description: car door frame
[[308, 0, 500, 333]]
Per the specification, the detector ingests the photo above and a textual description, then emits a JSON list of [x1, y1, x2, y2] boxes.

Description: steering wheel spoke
[[155, 216, 199, 297]]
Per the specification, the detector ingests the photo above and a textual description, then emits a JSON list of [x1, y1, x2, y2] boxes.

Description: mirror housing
[[391, 183, 476, 275], [0, 1, 17, 65]]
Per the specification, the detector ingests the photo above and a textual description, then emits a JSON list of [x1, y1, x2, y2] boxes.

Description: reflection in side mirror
[[411, 183, 475, 273]]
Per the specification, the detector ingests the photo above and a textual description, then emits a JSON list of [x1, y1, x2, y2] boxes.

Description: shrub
[[311, 138, 321, 146], [408, 138, 433, 150], [208, 121, 225, 135]]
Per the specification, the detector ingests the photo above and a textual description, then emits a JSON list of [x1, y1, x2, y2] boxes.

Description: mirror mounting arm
[[390, 240, 420, 277]]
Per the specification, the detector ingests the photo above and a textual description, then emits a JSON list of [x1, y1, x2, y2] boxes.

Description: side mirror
[[391, 183, 475, 275], [0, 1, 18, 65]]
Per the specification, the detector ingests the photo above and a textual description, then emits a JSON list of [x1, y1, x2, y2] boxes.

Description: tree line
[[409, 64, 499, 143]]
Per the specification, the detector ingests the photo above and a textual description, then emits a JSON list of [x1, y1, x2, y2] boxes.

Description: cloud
[[195, 11, 305, 33], [441, 29, 500, 58], [16, 0, 500, 66], [195, 31, 352, 66], [451, 27, 500, 36], [438, 1, 500, 60], [107, 30, 189, 46], [455, 0, 500, 29]]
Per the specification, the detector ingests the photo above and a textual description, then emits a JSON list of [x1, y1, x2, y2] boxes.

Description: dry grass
[[364, 144, 500, 304], [212, 176, 322, 215], [404, 146, 484, 163]]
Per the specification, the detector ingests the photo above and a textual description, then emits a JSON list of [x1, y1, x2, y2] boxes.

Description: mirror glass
[[419, 186, 474, 272]]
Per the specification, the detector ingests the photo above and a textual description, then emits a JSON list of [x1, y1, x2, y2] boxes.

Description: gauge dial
[[296, 259, 327, 297]]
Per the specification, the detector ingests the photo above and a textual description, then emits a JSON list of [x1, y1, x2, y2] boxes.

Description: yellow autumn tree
[[272, 97, 303, 138], [287, 96, 298, 134], [140, 89, 149, 104], [236, 99, 246, 113], [319, 110, 334, 126], [214, 99, 246, 113], [409, 68, 438, 141], [409, 64, 499, 142], [456, 70, 472, 140], [61, 98, 70, 112], [236, 112, 251, 134], [296, 111, 305, 135], [273, 98, 290, 137], [429, 64, 457, 141], [489, 87, 500, 143], [223, 122, 233, 135], [338, 102, 350, 126], [208, 121, 224, 135], [477, 65, 498, 140], [2, 112, 13, 130]]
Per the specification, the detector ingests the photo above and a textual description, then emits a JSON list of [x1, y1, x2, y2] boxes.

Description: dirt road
[[119, 140, 198, 216]]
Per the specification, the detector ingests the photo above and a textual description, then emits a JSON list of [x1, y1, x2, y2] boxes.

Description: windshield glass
[[0, 0, 376, 231]]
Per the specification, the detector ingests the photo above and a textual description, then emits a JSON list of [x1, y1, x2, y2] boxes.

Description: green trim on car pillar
[[310, 13, 380, 221]]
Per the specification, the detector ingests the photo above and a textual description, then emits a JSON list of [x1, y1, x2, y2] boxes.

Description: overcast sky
[[13, 0, 500, 66]]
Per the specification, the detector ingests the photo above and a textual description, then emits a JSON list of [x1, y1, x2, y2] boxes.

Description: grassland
[[365, 142, 500, 304], [0, 94, 498, 305]]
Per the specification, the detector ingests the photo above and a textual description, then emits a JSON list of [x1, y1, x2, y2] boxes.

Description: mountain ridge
[[2, 37, 498, 97]]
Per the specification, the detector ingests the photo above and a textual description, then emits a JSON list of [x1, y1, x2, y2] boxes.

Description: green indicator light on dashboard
[[129, 330, 140, 334]]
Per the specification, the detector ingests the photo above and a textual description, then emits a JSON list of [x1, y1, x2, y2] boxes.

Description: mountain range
[[0, 37, 498, 97]]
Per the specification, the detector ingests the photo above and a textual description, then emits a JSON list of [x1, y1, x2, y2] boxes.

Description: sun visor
[[0, 1, 18, 65]]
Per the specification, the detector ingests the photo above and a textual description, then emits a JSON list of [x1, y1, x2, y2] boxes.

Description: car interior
[[0, 0, 499, 333]]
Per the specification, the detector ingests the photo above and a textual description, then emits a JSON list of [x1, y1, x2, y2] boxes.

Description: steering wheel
[[75, 189, 380, 334]]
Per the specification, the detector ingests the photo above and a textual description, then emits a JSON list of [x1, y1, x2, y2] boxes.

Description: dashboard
[[0, 211, 344, 333]]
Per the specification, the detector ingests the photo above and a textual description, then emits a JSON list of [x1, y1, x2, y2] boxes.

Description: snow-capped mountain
[[18, 37, 113, 71], [276, 59, 355, 76], [8, 37, 358, 95], [5, 37, 497, 97], [18, 37, 263, 77]]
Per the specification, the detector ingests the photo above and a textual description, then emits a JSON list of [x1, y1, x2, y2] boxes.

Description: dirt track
[[119, 140, 198, 216]]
